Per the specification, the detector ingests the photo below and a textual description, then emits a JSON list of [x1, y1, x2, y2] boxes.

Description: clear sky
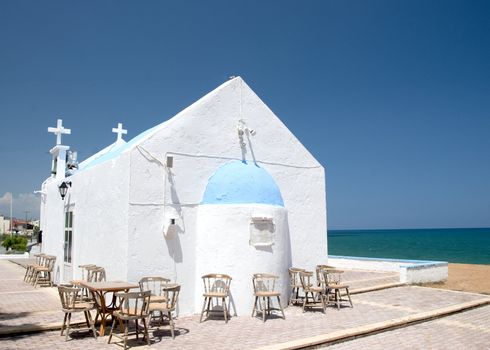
[[0, 0, 489, 229]]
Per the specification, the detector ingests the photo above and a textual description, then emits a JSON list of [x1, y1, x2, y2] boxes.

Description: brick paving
[[325, 305, 490, 350], [338, 269, 400, 290], [0, 259, 489, 349]]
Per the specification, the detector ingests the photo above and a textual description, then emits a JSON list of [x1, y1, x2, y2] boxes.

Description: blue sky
[[0, 0, 489, 229]]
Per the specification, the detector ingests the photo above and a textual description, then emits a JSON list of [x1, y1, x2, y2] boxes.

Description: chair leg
[[33, 271, 38, 287], [262, 297, 266, 322], [65, 313, 71, 341], [123, 320, 128, 350], [277, 296, 285, 319], [251, 296, 258, 317], [336, 289, 340, 310], [135, 319, 139, 340], [302, 292, 309, 313], [206, 297, 212, 317], [142, 317, 150, 345], [61, 313, 67, 336], [199, 297, 208, 323], [222, 298, 228, 323], [84, 311, 90, 328], [108, 317, 117, 344], [321, 293, 326, 313], [86, 310, 97, 339], [168, 311, 175, 339], [346, 288, 353, 307], [23, 267, 29, 282]]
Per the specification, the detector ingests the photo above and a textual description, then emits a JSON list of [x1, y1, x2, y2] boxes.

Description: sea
[[328, 227, 490, 265]]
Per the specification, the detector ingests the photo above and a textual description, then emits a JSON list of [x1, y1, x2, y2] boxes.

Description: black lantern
[[58, 181, 72, 200]]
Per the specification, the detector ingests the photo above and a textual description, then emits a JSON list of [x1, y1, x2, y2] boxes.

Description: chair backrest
[[202, 274, 232, 295], [162, 284, 180, 311], [43, 256, 57, 270], [323, 269, 343, 286], [288, 267, 305, 288], [58, 285, 81, 310], [33, 253, 45, 265], [116, 290, 151, 318], [88, 267, 106, 282], [253, 273, 278, 293], [139, 276, 171, 296], [299, 271, 315, 291], [315, 265, 331, 285], [86, 266, 99, 282], [78, 264, 97, 280]]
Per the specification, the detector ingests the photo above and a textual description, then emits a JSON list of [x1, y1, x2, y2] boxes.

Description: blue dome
[[201, 160, 284, 206]]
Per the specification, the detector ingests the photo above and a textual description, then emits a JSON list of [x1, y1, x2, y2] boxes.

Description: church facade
[[40, 77, 327, 315]]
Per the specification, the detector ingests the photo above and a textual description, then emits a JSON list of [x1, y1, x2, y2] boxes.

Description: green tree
[[1, 236, 28, 253]]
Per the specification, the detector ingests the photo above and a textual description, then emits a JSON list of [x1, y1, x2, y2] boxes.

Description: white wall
[[41, 153, 131, 284], [68, 153, 131, 282]]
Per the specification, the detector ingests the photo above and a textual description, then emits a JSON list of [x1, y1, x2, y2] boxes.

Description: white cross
[[112, 122, 127, 141], [47, 119, 71, 145]]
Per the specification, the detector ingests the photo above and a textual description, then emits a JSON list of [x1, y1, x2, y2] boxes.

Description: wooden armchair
[[24, 253, 45, 283], [33, 255, 56, 287], [299, 271, 327, 313], [87, 266, 106, 282], [139, 276, 171, 303], [322, 269, 353, 310], [252, 273, 285, 322], [148, 284, 181, 338], [288, 267, 305, 306], [108, 290, 151, 350], [58, 285, 97, 341], [199, 273, 232, 323]]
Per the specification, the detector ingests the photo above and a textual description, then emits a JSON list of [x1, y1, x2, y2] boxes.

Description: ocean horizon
[[328, 227, 490, 265]]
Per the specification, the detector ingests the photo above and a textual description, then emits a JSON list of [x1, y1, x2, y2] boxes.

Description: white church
[[40, 77, 327, 315]]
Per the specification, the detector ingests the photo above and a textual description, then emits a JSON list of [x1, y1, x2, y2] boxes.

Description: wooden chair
[[288, 267, 305, 306], [251, 273, 285, 322], [315, 265, 334, 286], [322, 269, 353, 310], [24, 253, 45, 283], [88, 267, 106, 282], [71, 264, 98, 301], [299, 271, 327, 313], [33, 255, 56, 287], [139, 276, 171, 303], [148, 284, 180, 338], [108, 290, 151, 350], [58, 285, 98, 341], [199, 274, 232, 323], [79, 264, 97, 280]]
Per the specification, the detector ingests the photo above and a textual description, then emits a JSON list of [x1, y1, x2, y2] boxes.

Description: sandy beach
[[424, 263, 490, 294]]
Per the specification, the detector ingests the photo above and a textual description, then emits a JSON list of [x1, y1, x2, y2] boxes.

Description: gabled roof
[[78, 138, 127, 171], [77, 77, 237, 171]]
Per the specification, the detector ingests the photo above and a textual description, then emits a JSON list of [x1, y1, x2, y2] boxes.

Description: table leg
[[94, 291, 108, 336]]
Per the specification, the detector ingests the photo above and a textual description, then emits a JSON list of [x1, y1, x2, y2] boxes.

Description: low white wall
[[328, 255, 448, 284], [0, 252, 29, 259], [400, 263, 448, 284], [328, 256, 401, 272]]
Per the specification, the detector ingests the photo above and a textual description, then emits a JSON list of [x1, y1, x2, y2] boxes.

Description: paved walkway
[[325, 305, 490, 350], [0, 260, 488, 349]]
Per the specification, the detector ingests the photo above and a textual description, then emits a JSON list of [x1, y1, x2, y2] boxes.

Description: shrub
[[1, 236, 28, 252]]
